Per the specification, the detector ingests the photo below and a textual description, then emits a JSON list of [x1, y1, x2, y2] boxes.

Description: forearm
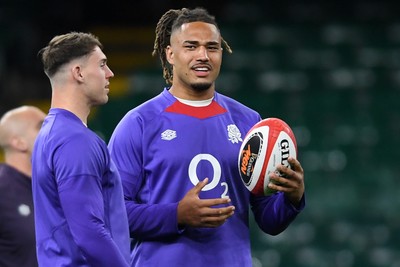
[[126, 201, 182, 240], [76, 229, 129, 267], [251, 192, 305, 235], [59, 175, 129, 266]]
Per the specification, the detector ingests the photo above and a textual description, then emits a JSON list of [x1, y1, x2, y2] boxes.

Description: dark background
[[1, 1, 400, 266]]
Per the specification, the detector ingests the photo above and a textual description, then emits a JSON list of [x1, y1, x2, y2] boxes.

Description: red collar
[[165, 100, 227, 119]]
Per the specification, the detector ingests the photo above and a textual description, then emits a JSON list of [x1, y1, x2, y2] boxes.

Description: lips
[[192, 64, 211, 77], [194, 67, 209, 71], [192, 64, 211, 71]]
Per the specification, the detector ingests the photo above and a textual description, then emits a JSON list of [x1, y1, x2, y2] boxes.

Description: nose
[[106, 65, 114, 78], [197, 46, 209, 61]]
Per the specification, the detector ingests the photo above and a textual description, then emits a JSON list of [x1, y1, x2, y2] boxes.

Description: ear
[[165, 45, 174, 65], [71, 64, 84, 82], [9, 136, 28, 152]]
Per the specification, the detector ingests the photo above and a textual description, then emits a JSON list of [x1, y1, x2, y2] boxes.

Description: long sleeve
[[250, 192, 305, 235], [58, 174, 129, 267], [54, 136, 129, 267]]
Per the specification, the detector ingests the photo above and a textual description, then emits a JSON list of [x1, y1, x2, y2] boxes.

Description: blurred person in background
[[109, 7, 305, 267], [0, 105, 46, 267]]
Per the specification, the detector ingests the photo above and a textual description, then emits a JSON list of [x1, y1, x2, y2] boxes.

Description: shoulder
[[115, 90, 172, 128], [0, 164, 24, 190], [215, 92, 261, 119], [38, 115, 106, 158], [39, 109, 91, 141], [0, 164, 12, 188]]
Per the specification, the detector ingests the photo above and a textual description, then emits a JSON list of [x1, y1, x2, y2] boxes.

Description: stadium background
[[1, 0, 400, 266]]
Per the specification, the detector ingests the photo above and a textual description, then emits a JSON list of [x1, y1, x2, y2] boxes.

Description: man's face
[[2, 107, 46, 155], [80, 46, 114, 106], [166, 21, 223, 93], [23, 109, 46, 154]]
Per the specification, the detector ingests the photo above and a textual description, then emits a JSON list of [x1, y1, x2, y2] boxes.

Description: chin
[[96, 96, 109, 106], [191, 82, 212, 92]]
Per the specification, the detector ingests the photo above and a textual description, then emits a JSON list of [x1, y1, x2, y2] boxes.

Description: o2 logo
[[188, 154, 229, 198]]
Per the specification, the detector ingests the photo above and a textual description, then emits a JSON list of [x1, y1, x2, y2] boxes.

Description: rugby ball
[[238, 118, 297, 196]]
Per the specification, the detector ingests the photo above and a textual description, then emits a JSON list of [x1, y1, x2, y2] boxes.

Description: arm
[[59, 175, 129, 266], [109, 115, 234, 240], [251, 191, 305, 235], [109, 116, 182, 239], [120, 171, 235, 240], [251, 157, 305, 235], [122, 180, 182, 240], [56, 138, 129, 267]]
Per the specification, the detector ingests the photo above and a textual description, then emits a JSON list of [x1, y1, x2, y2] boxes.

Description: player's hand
[[268, 157, 305, 207], [177, 178, 235, 228]]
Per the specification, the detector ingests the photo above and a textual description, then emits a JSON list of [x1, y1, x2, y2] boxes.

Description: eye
[[185, 45, 196, 50], [208, 46, 220, 51], [100, 59, 107, 67]]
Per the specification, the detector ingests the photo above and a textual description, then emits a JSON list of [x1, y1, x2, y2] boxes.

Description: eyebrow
[[183, 40, 220, 46]]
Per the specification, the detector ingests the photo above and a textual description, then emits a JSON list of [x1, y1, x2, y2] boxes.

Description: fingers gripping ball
[[238, 118, 297, 196]]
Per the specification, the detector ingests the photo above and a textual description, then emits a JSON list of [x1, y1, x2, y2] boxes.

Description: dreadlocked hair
[[152, 7, 232, 85]]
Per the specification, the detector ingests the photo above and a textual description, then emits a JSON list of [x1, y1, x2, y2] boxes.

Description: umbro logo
[[161, 129, 177, 141]]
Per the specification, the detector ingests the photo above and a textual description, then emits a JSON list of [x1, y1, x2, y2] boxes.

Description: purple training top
[[32, 108, 130, 267], [109, 88, 305, 267]]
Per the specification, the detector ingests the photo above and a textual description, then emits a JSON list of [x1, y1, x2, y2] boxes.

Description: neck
[[51, 89, 90, 124], [169, 85, 214, 100], [5, 152, 32, 177]]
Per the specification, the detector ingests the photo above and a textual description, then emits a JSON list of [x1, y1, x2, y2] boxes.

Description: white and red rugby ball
[[238, 118, 297, 196]]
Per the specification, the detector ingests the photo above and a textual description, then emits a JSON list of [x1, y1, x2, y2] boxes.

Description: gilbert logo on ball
[[238, 118, 297, 196]]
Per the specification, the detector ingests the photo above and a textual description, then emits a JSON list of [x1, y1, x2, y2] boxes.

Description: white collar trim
[[175, 96, 214, 107]]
